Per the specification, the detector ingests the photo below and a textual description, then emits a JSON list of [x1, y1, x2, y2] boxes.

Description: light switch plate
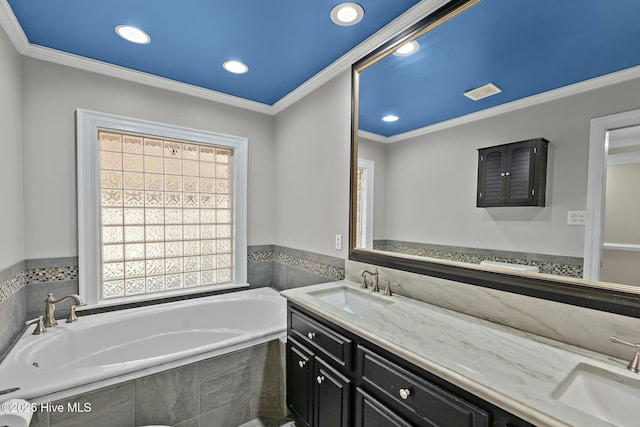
[[335, 234, 342, 250], [567, 210, 586, 225]]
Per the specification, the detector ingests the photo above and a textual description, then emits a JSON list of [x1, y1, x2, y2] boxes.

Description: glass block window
[[98, 130, 234, 299]]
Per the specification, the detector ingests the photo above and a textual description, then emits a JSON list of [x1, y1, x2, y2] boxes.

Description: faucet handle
[[611, 336, 640, 373], [383, 280, 400, 296], [611, 336, 640, 349], [26, 316, 47, 335], [66, 305, 79, 323]]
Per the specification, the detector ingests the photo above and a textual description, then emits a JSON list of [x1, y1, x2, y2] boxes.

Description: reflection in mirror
[[602, 125, 640, 287], [352, 0, 640, 292]]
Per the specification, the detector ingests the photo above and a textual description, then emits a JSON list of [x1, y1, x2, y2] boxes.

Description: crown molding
[[0, 0, 27, 50], [363, 65, 640, 144], [5, 0, 638, 126], [358, 130, 389, 143], [270, 0, 450, 114], [0, 0, 448, 117], [25, 44, 275, 115]]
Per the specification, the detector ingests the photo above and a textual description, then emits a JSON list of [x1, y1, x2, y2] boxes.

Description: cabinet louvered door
[[477, 147, 505, 206], [477, 138, 548, 207], [504, 141, 535, 204]]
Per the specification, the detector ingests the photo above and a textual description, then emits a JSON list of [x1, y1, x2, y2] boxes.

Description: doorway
[[585, 108, 640, 285]]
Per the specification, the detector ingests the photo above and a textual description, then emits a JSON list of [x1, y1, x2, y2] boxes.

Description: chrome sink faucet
[[44, 293, 87, 327], [361, 269, 379, 292], [611, 336, 640, 373]]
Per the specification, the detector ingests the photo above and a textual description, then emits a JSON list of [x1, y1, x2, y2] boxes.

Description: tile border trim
[[373, 240, 583, 278], [248, 245, 345, 281]]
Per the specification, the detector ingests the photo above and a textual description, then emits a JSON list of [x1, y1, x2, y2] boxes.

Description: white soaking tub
[[0, 287, 286, 400]]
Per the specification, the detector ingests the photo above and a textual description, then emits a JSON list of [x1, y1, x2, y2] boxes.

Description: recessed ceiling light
[[331, 3, 365, 26], [464, 83, 502, 101], [382, 115, 399, 122], [115, 25, 151, 44], [393, 41, 420, 56], [223, 60, 249, 74]]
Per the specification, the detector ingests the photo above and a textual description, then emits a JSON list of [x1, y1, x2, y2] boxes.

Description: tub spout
[[44, 293, 87, 327]]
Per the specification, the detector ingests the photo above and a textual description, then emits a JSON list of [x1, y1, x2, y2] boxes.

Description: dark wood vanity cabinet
[[477, 138, 548, 207], [286, 303, 535, 427]]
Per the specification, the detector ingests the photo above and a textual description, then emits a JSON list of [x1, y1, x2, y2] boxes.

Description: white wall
[[0, 24, 24, 268], [274, 72, 351, 257], [21, 58, 276, 259], [380, 77, 640, 257], [357, 137, 387, 240]]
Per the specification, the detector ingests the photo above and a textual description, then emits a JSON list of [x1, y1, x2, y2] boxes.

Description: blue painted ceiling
[[7, 0, 640, 136], [6, 0, 420, 105], [359, 0, 640, 137]]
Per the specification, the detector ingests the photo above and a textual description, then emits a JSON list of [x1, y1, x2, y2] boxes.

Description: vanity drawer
[[289, 308, 353, 369], [358, 345, 489, 427]]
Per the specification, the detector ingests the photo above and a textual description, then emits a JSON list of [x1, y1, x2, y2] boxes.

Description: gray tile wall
[[250, 245, 345, 292], [0, 261, 27, 357], [29, 340, 284, 427]]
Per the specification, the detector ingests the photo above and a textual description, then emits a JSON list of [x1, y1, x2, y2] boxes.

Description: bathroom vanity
[[281, 281, 640, 427]]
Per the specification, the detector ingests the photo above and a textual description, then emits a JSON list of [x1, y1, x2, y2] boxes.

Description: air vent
[[464, 83, 502, 101]]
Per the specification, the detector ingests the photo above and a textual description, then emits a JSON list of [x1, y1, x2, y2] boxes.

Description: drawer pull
[[399, 388, 411, 400], [298, 360, 306, 368], [316, 375, 325, 384], [307, 332, 316, 340]]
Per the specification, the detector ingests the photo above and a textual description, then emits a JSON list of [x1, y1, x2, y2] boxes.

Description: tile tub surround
[[0, 261, 27, 356], [281, 280, 639, 427], [28, 340, 284, 427], [373, 240, 583, 278], [347, 259, 640, 362]]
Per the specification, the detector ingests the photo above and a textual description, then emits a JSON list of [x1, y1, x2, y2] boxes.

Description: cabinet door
[[355, 387, 412, 427], [477, 146, 506, 206], [314, 357, 351, 427], [504, 141, 535, 204], [287, 339, 314, 427]]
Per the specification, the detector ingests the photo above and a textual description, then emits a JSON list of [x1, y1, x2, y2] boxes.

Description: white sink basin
[[309, 286, 391, 314], [552, 363, 640, 426]]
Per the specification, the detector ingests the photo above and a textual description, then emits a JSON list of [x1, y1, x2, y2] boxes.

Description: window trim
[[77, 109, 248, 306]]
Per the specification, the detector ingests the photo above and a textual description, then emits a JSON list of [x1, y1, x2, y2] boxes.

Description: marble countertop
[[281, 280, 635, 427]]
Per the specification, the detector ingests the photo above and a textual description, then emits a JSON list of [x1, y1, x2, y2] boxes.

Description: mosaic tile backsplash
[[25, 266, 79, 284], [0, 270, 26, 303], [373, 240, 583, 278]]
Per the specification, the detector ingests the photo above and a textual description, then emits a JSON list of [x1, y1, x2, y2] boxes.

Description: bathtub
[[0, 287, 286, 401]]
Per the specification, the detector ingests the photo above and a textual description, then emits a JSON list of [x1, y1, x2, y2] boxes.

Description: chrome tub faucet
[[44, 293, 87, 327]]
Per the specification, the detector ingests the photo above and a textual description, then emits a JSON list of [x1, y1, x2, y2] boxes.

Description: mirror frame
[[349, 0, 640, 318]]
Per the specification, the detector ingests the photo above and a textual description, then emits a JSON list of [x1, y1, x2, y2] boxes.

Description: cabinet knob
[[505, 171, 511, 176], [316, 375, 325, 384], [298, 360, 306, 368], [399, 388, 411, 400], [307, 332, 316, 340], [500, 172, 505, 177]]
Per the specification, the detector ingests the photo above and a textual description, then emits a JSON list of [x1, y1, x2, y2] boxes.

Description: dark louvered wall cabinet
[[477, 138, 549, 207]]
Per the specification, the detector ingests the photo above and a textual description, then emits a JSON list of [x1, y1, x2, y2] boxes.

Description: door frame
[[584, 108, 640, 280]]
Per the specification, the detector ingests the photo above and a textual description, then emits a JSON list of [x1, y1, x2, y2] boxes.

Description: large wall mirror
[[350, 0, 640, 316]]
